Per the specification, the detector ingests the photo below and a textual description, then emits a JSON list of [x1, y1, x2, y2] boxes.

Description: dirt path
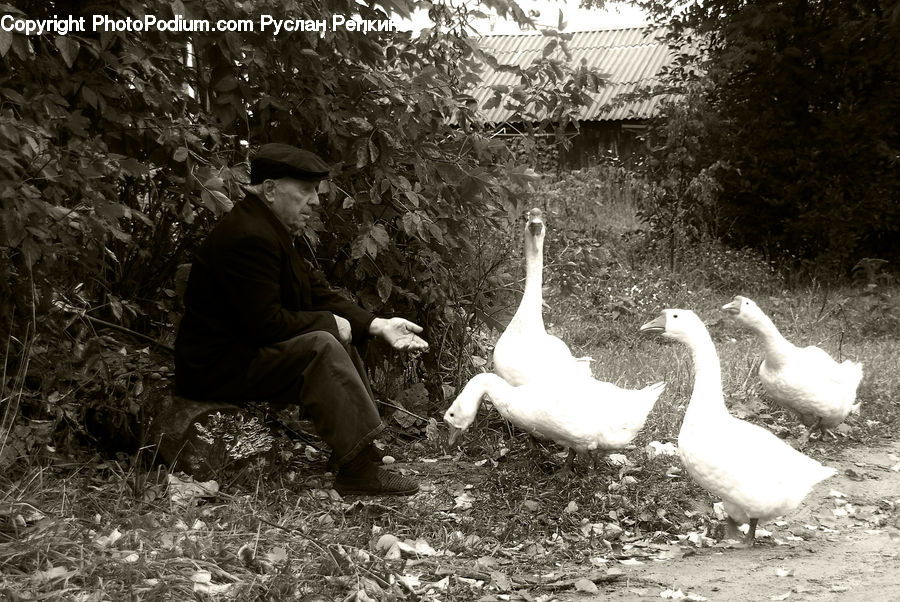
[[565, 440, 900, 601]]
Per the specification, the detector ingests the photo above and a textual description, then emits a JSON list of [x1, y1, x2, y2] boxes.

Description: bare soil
[[561, 440, 900, 602]]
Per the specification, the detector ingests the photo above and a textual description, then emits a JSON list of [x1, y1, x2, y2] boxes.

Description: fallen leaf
[[95, 528, 123, 547], [31, 566, 76, 584], [646, 441, 678, 458], [523, 500, 540, 512], [491, 570, 512, 592], [580, 522, 604, 537], [564, 501, 579, 513], [375, 534, 399, 552], [455, 492, 476, 510], [267, 547, 288, 564], [574, 578, 598, 593], [408, 539, 437, 555], [425, 418, 442, 442], [167, 474, 219, 507], [475, 556, 499, 570], [350, 589, 377, 602], [607, 453, 628, 466]]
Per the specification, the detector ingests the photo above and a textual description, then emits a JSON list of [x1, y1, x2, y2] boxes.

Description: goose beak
[[639, 314, 666, 334], [447, 425, 463, 447], [721, 297, 741, 315], [526, 208, 544, 236]]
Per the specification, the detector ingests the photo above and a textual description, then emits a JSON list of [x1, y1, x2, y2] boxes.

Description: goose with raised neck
[[492, 208, 591, 386]]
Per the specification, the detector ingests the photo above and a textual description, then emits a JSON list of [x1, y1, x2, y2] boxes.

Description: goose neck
[[478, 374, 515, 410], [747, 312, 792, 367], [684, 330, 729, 420], [524, 242, 544, 289], [513, 238, 545, 326]]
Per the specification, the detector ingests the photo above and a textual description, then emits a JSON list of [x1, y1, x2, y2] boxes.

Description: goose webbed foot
[[590, 450, 606, 471], [742, 518, 759, 547], [554, 449, 577, 479], [724, 516, 743, 541], [799, 418, 823, 448], [723, 517, 758, 548]]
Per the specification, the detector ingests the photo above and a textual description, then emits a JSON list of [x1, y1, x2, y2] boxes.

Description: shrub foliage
[[636, 0, 900, 271]]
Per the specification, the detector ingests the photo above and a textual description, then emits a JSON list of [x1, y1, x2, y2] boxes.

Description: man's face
[[265, 177, 321, 236]]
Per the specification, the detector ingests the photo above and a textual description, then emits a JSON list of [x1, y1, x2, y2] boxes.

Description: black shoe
[[333, 466, 419, 496], [327, 443, 389, 473]]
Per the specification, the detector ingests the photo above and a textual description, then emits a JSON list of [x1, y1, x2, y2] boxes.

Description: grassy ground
[[2, 169, 899, 600]]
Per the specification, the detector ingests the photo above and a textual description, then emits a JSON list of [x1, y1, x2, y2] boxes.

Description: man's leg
[[245, 331, 417, 495]]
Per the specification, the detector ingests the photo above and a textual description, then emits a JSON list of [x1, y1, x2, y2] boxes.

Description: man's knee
[[303, 330, 347, 355], [277, 330, 354, 367]]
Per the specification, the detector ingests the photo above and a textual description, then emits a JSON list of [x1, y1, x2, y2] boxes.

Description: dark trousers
[[239, 331, 383, 468]]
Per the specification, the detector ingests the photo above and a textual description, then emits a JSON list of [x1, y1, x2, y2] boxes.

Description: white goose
[[492, 208, 592, 386], [444, 372, 665, 474], [640, 310, 836, 546], [722, 295, 863, 442]]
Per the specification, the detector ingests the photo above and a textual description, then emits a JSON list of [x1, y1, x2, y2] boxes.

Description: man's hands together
[[369, 317, 429, 352]]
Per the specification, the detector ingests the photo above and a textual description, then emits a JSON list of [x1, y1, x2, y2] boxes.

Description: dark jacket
[[174, 193, 374, 399]]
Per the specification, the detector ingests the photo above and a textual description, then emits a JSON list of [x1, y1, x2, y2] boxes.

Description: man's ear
[[261, 179, 276, 201]]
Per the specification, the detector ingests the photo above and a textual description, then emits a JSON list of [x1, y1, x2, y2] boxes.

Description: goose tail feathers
[[643, 381, 666, 400], [844, 360, 864, 387], [814, 463, 838, 485]]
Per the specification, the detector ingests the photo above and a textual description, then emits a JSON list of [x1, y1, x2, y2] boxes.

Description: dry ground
[[555, 440, 900, 602]]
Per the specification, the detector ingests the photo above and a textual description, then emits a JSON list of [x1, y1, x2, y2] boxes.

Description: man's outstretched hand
[[369, 317, 429, 352]]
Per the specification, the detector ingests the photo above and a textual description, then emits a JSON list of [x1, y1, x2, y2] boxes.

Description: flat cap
[[250, 143, 331, 184]]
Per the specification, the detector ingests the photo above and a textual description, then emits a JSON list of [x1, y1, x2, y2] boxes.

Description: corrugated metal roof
[[473, 26, 672, 123]]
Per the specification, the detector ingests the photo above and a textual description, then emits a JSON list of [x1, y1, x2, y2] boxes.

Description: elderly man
[[175, 143, 427, 496]]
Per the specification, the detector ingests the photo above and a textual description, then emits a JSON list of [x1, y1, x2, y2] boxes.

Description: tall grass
[[541, 164, 650, 235]]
